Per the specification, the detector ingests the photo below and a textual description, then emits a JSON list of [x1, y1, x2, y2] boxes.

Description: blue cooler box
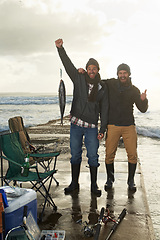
[[0, 186, 37, 236]]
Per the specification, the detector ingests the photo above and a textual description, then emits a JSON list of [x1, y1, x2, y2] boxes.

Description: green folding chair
[[8, 116, 60, 177], [0, 132, 60, 222]]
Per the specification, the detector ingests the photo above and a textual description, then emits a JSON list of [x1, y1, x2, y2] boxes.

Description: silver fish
[[58, 75, 66, 125]]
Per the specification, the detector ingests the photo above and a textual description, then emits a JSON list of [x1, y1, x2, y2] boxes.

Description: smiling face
[[87, 65, 99, 79], [118, 70, 130, 83]]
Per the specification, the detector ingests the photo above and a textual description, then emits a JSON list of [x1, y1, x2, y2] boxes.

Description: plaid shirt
[[70, 83, 99, 128], [70, 115, 97, 128]]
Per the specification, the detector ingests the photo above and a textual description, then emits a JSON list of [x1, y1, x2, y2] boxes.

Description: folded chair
[[0, 132, 60, 222], [8, 116, 34, 152], [8, 116, 59, 180]]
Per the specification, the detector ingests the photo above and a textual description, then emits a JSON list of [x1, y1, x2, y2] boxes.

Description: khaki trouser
[[105, 125, 137, 164]]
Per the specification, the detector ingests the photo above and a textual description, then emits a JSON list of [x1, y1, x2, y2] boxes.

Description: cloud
[[0, 0, 111, 56], [0, 0, 160, 94], [0, 1, 59, 55]]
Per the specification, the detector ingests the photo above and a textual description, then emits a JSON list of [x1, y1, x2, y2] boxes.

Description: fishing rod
[[77, 206, 126, 239], [105, 208, 127, 240], [94, 207, 105, 240]]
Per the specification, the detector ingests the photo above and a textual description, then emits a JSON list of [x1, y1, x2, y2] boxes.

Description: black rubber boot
[[104, 163, 114, 191], [90, 166, 101, 197], [64, 163, 80, 194], [127, 163, 137, 191]]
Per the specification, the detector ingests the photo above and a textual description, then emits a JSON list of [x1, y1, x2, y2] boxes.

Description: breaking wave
[[137, 126, 160, 139]]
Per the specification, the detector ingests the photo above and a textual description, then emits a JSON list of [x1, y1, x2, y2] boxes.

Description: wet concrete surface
[[0, 117, 155, 239], [36, 156, 154, 240], [137, 136, 160, 240], [27, 118, 155, 240]]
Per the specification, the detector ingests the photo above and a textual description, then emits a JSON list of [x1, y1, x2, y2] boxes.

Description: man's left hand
[[78, 68, 86, 74], [141, 89, 147, 101], [97, 133, 104, 140]]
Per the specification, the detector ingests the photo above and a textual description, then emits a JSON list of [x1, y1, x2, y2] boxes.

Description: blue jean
[[70, 123, 99, 167]]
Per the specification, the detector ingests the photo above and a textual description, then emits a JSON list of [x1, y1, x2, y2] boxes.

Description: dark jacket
[[103, 78, 148, 126], [57, 47, 108, 133]]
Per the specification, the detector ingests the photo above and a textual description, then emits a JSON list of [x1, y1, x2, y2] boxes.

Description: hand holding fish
[[55, 39, 63, 48], [140, 89, 147, 101]]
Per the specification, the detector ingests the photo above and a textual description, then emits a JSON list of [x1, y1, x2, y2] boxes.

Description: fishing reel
[[102, 204, 116, 225], [76, 219, 95, 238]]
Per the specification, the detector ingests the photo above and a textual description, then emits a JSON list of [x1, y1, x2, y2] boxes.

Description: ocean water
[[0, 94, 73, 132], [0, 94, 160, 139], [0, 94, 160, 238]]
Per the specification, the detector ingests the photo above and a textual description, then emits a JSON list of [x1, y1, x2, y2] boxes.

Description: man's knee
[[105, 156, 114, 164], [71, 157, 82, 165], [88, 152, 99, 167], [128, 155, 137, 164], [105, 160, 114, 164], [105, 149, 116, 164]]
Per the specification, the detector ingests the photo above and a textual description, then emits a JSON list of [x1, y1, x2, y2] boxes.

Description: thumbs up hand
[[141, 89, 147, 101]]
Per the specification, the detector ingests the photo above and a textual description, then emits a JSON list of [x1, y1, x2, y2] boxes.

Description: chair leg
[[31, 173, 57, 222], [31, 179, 56, 207], [53, 176, 59, 186], [37, 156, 59, 186], [39, 177, 57, 222]]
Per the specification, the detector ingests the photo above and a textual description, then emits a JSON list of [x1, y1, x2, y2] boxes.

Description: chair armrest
[[1, 155, 22, 167], [2, 155, 37, 170]]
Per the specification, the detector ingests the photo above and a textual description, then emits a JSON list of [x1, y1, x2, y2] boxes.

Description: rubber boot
[[127, 163, 137, 191], [64, 163, 80, 194], [104, 163, 114, 191], [90, 166, 101, 197]]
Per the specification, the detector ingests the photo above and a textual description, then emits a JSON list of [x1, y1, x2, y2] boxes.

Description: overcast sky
[[1, 0, 160, 108]]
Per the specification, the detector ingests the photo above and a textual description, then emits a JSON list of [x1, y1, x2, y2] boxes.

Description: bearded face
[[118, 70, 130, 84], [86, 65, 99, 79]]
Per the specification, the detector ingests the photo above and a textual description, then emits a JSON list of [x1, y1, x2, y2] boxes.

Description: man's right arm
[[55, 39, 77, 82]]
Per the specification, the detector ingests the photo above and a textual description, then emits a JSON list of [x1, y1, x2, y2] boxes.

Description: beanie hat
[[86, 58, 100, 70], [117, 63, 131, 75]]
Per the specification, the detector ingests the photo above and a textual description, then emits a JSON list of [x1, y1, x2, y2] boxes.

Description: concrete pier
[[26, 117, 155, 240]]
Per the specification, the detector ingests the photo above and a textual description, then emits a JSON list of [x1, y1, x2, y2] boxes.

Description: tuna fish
[[58, 71, 66, 125]]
